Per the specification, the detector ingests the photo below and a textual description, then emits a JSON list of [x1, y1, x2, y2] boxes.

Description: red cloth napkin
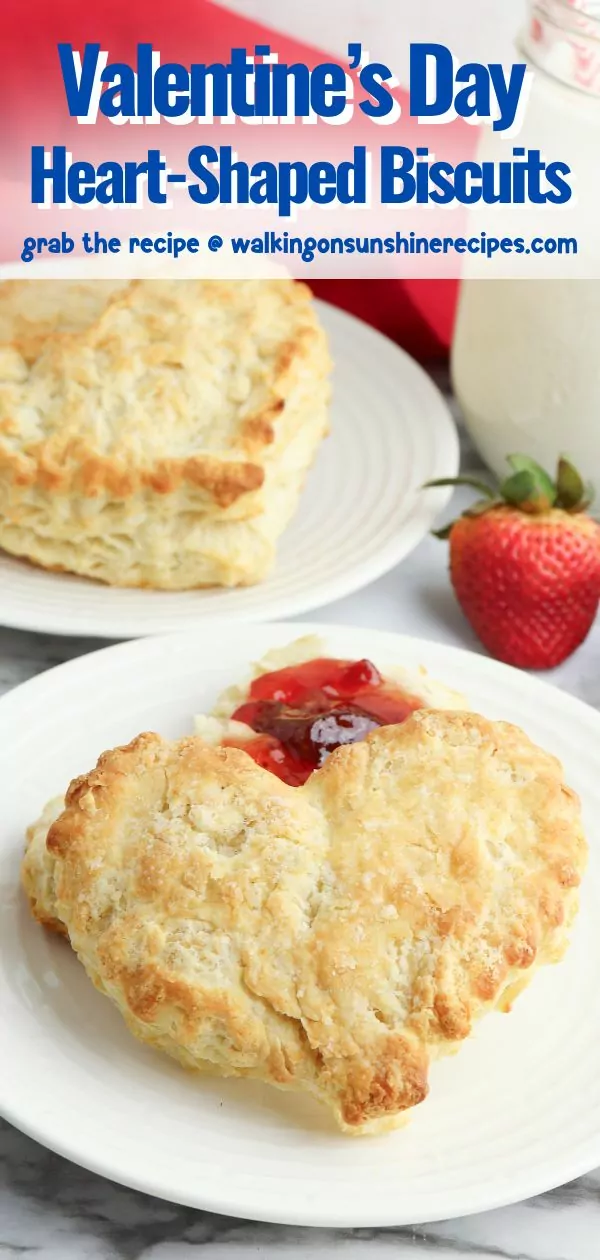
[[1, 0, 463, 360]]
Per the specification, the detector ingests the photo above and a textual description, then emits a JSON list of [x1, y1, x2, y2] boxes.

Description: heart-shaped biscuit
[[22, 709, 586, 1133]]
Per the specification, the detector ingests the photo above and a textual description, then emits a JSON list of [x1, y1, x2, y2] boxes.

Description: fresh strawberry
[[426, 455, 600, 670]]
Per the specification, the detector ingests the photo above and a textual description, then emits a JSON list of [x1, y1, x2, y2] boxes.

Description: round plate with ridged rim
[[1, 622, 600, 1226], [0, 302, 458, 638]]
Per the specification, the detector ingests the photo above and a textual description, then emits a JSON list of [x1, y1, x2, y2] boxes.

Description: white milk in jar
[[452, 0, 600, 487]]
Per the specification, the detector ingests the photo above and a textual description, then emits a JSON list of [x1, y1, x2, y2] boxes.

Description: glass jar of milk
[[452, 0, 600, 487]]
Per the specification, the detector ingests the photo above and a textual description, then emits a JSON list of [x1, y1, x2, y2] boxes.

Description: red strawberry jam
[[222, 658, 421, 786]]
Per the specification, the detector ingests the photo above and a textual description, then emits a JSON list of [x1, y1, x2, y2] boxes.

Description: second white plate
[[0, 302, 457, 638], [1, 623, 600, 1227]]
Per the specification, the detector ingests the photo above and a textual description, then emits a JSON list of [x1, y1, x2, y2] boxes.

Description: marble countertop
[[1, 409, 600, 1259]]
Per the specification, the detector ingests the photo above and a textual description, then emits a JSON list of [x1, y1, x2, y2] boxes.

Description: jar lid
[[524, 0, 600, 96]]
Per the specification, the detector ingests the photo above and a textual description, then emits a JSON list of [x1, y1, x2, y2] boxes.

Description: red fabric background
[[1, 0, 462, 360]]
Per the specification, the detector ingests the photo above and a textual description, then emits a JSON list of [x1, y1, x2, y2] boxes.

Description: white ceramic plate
[[3, 622, 599, 1228], [0, 302, 457, 638]]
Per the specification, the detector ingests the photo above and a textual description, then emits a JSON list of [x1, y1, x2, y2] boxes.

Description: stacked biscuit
[[0, 279, 331, 588]]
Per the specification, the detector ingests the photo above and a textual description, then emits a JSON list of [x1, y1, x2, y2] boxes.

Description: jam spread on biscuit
[[222, 658, 421, 787]]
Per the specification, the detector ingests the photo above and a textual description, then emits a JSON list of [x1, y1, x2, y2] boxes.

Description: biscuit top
[[30, 710, 586, 1131], [0, 279, 330, 505], [0, 280, 128, 363]]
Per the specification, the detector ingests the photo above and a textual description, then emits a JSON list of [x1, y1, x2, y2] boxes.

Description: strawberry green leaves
[[555, 458, 594, 512], [501, 456, 556, 514], [424, 475, 496, 499], [425, 453, 594, 536]]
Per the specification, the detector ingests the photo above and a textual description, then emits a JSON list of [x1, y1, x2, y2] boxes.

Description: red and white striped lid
[[524, 0, 600, 96]]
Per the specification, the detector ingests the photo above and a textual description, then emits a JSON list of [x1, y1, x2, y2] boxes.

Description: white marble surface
[[1, 402, 600, 1258]]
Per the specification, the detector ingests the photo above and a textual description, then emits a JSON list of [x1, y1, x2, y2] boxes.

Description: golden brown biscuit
[[0, 279, 330, 588], [22, 711, 586, 1133]]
